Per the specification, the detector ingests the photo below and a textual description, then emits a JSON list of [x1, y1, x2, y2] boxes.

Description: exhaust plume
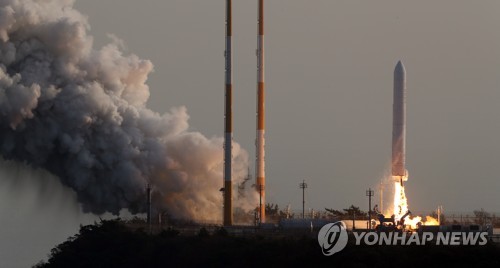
[[0, 0, 257, 221]]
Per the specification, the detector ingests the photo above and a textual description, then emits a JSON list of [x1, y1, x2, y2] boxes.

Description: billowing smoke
[[0, 0, 257, 221]]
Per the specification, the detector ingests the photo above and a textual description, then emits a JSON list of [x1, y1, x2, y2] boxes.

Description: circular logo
[[317, 221, 348, 256]]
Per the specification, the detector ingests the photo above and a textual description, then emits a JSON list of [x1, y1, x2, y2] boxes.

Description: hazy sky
[[72, 0, 500, 213], [2, 1, 500, 265]]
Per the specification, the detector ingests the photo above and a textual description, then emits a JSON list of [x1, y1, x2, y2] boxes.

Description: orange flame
[[391, 177, 439, 230]]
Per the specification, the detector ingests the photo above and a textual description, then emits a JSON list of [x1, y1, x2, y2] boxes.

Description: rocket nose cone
[[394, 60, 406, 75]]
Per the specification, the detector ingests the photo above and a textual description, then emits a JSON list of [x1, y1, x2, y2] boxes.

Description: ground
[[36, 220, 500, 268]]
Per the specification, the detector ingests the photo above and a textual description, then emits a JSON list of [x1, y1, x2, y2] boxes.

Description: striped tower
[[223, 0, 233, 226], [256, 0, 266, 223]]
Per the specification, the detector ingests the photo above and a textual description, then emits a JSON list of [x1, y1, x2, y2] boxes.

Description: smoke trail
[[0, 0, 257, 221]]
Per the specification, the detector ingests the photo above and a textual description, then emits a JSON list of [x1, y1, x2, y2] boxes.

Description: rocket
[[392, 61, 407, 186], [256, 0, 266, 223], [223, 0, 233, 226]]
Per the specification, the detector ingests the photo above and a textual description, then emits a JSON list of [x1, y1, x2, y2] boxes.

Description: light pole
[[379, 181, 383, 213], [299, 180, 308, 219], [366, 188, 374, 230], [146, 184, 152, 234]]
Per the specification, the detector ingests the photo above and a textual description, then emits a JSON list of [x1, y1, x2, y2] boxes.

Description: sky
[[1, 0, 500, 266], [72, 0, 500, 213]]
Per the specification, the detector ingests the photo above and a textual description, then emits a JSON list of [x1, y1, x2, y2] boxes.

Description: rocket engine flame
[[0, 0, 258, 221], [393, 179, 408, 222], [391, 175, 439, 229]]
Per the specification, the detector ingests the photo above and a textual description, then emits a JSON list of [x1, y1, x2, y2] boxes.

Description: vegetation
[[35, 219, 500, 267], [265, 203, 294, 221], [325, 205, 372, 220]]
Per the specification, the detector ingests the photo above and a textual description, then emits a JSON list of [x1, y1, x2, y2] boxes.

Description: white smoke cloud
[[0, 0, 258, 221]]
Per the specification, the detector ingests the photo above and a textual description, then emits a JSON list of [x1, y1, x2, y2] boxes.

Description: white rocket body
[[392, 61, 407, 185]]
